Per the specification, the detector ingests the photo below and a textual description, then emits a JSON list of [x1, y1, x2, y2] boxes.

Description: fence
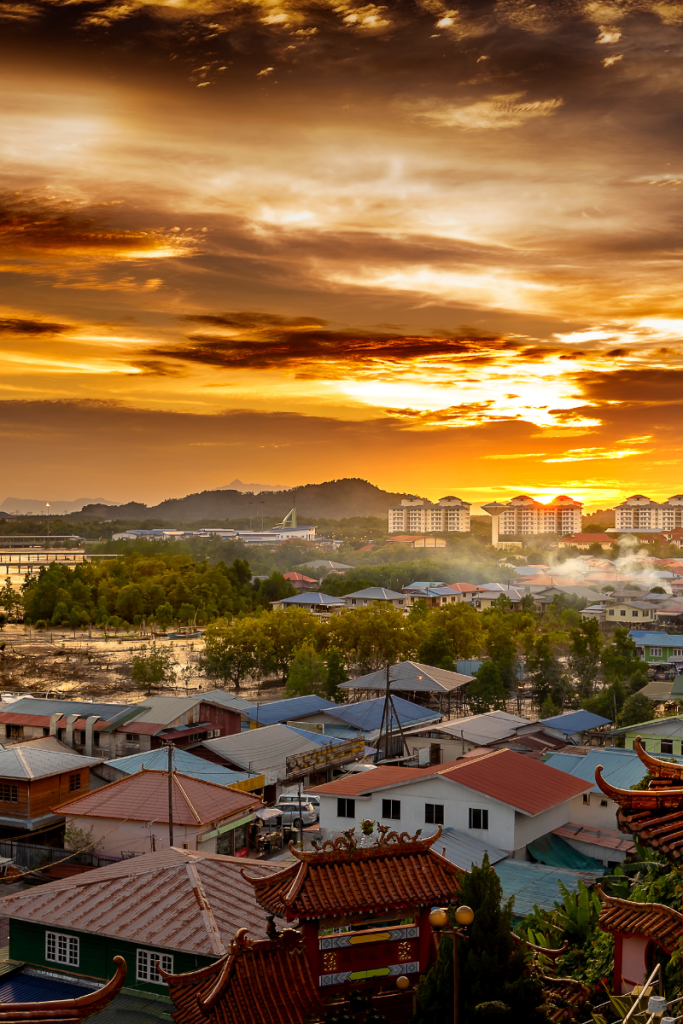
[[0, 840, 121, 871]]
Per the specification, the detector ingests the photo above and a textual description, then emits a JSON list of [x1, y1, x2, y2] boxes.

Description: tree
[[527, 633, 568, 711], [469, 661, 506, 714], [617, 692, 652, 728], [130, 643, 176, 695], [261, 608, 319, 681], [326, 605, 420, 675], [485, 616, 519, 691], [0, 580, 22, 621], [418, 627, 456, 671], [324, 646, 348, 702], [254, 572, 296, 606], [286, 643, 328, 696], [413, 854, 546, 1024], [199, 617, 263, 691], [436, 603, 484, 659], [155, 602, 174, 630], [602, 627, 638, 687], [64, 821, 95, 852], [568, 618, 602, 698]]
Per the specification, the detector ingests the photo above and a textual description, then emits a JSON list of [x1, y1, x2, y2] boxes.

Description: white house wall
[[511, 799, 578, 853], [564, 792, 620, 831]]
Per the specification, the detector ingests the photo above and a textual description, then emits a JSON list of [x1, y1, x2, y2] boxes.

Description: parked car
[[274, 800, 318, 828], [277, 793, 320, 818]]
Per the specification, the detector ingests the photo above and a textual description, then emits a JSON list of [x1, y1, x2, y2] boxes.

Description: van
[[274, 800, 318, 828]]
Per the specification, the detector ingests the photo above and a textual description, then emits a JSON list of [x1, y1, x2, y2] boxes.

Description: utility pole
[[167, 741, 174, 848]]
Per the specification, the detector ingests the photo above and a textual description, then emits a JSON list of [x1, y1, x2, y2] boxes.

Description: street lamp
[[429, 905, 475, 1024], [45, 503, 51, 539]]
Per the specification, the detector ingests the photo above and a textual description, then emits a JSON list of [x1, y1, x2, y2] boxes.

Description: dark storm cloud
[[576, 368, 683, 405], [0, 317, 69, 334]]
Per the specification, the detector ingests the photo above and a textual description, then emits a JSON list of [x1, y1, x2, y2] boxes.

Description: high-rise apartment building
[[613, 494, 683, 531], [387, 496, 471, 534], [481, 495, 582, 545]]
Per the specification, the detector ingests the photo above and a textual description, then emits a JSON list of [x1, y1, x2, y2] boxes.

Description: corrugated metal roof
[[339, 660, 474, 694], [492, 859, 598, 916], [244, 696, 338, 726], [200, 723, 344, 779], [545, 747, 682, 792], [275, 593, 345, 605], [540, 710, 611, 733], [125, 694, 237, 726], [2, 698, 137, 722], [53, 769, 260, 825], [407, 710, 531, 745], [0, 849, 279, 956], [629, 631, 683, 647], [431, 826, 506, 869], [344, 587, 405, 599], [0, 747, 102, 780], [199, 690, 256, 712], [318, 696, 440, 733], [106, 747, 249, 786]]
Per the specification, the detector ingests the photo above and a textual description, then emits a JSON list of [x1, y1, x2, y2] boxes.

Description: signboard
[[285, 738, 365, 780]]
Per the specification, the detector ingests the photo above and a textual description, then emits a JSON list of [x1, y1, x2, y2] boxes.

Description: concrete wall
[[564, 792, 620, 831], [511, 800, 578, 852]]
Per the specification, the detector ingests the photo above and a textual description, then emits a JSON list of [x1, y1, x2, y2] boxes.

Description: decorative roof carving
[[242, 825, 463, 920], [597, 886, 681, 954], [160, 927, 322, 1024], [594, 737, 683, 862], [0, 956, 126, 1022]]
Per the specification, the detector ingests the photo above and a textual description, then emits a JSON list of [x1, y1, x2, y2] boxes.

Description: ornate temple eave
[[0, 956, 126, 1022]]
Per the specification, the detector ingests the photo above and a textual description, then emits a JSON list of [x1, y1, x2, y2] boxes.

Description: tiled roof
[[314, 749, 591, 815], [0, 959, 127, 1022], [244, 827, 463, 921], [0, 849, 278, 955], [162, 927, 322, 1024], [0, 747, 102, 780], [339, 660, 474, 694], [52, 769, 260, 826], [597, 886, 681, 953]]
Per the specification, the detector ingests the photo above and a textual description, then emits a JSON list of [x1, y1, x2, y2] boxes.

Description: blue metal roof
[[0, 970, 89, 1003], [493, 859, 600, 917], [276, 593, 345, 605], [541, 710, 611, 733], [245, 695, 339, 726], [286, 726, 345, 747], [321, 695, 440, 733], [629, 631, 683, 647], [437, 827, 506, 869], [107, 746, 249, 785], [545, 747, 683, 792], [405, 581, 446, 589]]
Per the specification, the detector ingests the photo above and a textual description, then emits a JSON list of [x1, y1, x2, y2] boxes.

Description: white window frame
[[650, 647, 663, 658], [136, 948, 173, 985], [46, 931, 79, 966]]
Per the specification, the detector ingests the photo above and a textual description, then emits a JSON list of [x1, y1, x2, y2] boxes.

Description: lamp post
[[429, 905, 475, 1024]]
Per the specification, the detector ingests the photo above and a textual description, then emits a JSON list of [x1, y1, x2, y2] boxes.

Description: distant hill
[[71, 479, 416, 522], [216, 479, 289, 493], [1, 496, 117, 515]]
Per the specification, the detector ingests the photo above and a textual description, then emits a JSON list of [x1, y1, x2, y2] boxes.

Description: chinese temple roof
[[595, 736, 683, 862], [242, 825, 463, 922], [0, 956, 125, 1022], [161, 926, 322, 1024], [597, 886, 681, 954]]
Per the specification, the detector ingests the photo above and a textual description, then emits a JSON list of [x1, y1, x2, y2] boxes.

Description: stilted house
[[162, 825, 464, 1023]]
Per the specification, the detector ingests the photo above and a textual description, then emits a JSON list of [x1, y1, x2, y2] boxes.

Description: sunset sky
[[1, 0, 682, 510]]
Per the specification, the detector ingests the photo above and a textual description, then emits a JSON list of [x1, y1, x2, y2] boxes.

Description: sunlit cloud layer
[[1, 0, 682, 504]]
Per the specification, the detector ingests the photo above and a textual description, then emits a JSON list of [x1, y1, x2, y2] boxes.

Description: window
[[337, 798, 355, 818], [620, 609, 626, 616], [382, 799, 401, 820], [600, 799, 608, 808], [468, 808, 488, 830], [582, 793, 590, 805], [650, 647, 663, 658], [126, 734, 139, 742], [609, 609, 615, 616], [661, 740, 674, 755], [69, 774, 81, 792], [425, 803, 444, 825], [632, 611, 638, 617], [673, 649, 683, 657], [136, 949, 173, 984], [5, 725, 22, 741], [46, 931, 79, 966], [1, 785, 17, 803]]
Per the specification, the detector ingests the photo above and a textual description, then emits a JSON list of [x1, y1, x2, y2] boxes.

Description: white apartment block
[[388, 496, 471, 534], [614, 495, 683, 531], [482, 495, 582, 545]]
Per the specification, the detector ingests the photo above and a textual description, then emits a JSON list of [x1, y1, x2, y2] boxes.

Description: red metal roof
[[313, 749, 590, 815], [0, 713, 110, 731], [244, 826, 462, 921], [163, 927, 322, 1024], [283, 572, 317, 582], [52, 769, 260, 826]]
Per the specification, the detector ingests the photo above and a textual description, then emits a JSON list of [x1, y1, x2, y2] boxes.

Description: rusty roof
[[0, 849, 280, 957], [52, 769, 260, 826], [162, 927, 322, 1024], [314, 749, 591, 816], [597, 886, 681, 954], [243, 825, 463, 922]]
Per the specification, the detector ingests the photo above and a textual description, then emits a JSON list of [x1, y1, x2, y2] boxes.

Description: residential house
[[612, 714, 683, 755], [98, 745, 263, 792], [342, 587, 409, 610], [402, 711, 566, 764], [468, 586, 525, 611], [605, 601, 658, 625], [270, 592, 346, 618], [544, 748, 659, 864], [0, 693, 245, 760], [0, 848, 277, 994], [296, 559, 353, 573], [637, 674, 683, 703], [338, 660, 474, 716], [311, 749, 591, 857], [194, 723, 362, 798], [282, 572, 319, 591], [387, 495, 471, 534], [401, 585, 465, 608], [539, 710, 612, 745], [242, 695, 339, 728], [629, 630, 683, 669], [52, 769, 262, 858], [557, 534, 614, 550], [385, 535, 447, 548], [0, 747, 104, 838]]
